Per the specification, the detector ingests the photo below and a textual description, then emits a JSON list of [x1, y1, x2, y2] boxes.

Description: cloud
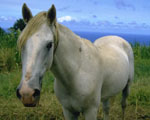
[[58, 16, 74, 22], [0, 16, 17, 28], [0, 16, 8, 21], [0, 16, 16, 22], [114, 0, 135, 11], [58, 19, 95, 31], [99, 20, 113, 26], [57, 15, 150, 32], [127, 22, 150, 30]]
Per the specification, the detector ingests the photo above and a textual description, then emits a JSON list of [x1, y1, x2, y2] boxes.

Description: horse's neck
[[51, 24, 82, 82]]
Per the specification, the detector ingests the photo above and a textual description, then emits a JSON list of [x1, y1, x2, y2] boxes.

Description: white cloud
[[0, 16, 8, 21], [0, 16, 16, 22], [58, 16, 73, 23]]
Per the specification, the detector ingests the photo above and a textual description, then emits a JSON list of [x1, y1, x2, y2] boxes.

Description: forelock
[[17, 12, 47, 50]]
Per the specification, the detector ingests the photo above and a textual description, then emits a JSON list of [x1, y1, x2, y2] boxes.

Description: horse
[[16, 3, 134, 120]]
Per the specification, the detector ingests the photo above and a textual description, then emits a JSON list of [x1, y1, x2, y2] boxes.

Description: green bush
[[0, 48, 18, 71], [133, 43, 150, 59], [0, 28, 21, 72]]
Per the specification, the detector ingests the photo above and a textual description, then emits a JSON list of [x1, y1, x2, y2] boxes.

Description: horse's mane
[[17, 12, 47, 50]]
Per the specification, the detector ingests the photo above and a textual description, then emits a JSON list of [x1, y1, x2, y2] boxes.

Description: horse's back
[[94, 35, 129, 50], [94, 35, 134, 82], [94, 36, 134, 100]]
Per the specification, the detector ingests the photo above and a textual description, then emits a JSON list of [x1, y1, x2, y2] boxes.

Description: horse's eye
[[46, 42, 52, 50]]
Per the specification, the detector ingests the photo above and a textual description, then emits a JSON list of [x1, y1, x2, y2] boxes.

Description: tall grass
[[132, 42, 150, 59], [0, 28, 20, 71]]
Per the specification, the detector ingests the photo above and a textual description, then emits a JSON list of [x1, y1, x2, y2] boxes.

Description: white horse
[[16, 3, 134, 120]]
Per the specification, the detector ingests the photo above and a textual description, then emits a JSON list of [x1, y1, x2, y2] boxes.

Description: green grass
[[0, 70, 64, 120], [0, 59, 150, 120]]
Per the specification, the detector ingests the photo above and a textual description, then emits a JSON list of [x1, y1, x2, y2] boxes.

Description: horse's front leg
[[83, 107, 99, 120], [102, 99, 110, 120], [62, 107, 79, 120]]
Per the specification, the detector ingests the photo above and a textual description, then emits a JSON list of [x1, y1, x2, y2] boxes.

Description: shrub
[[0, 48, 16, 71], [0, 29, 21, 72]]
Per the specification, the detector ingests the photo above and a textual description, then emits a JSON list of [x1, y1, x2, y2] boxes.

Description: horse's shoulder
[[82, 38, 92, 44], [81, 38, 95, 49]]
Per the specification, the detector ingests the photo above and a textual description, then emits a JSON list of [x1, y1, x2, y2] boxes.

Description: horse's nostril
[[33, 89, 40, 97], [16, 89, 21, 99]]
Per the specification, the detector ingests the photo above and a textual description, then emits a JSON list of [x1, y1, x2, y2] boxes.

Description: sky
[[0, 0, 150, 34]]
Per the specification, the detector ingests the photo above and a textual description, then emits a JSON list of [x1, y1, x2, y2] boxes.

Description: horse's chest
[[54, 77, 100, 112], [55, 86, 95, 112], [66, 96, 84, 111], [57, 91, 86, 112]]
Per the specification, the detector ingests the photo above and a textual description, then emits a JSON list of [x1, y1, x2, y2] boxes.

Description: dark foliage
[[12, 19, 26, 31], [0, 27, 6, 35]]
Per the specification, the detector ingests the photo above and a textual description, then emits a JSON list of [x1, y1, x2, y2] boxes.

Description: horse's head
[[16, 3, 58, 107]]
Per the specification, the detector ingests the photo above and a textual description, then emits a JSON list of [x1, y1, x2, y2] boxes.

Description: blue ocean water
[[75, 31, 150, 46]]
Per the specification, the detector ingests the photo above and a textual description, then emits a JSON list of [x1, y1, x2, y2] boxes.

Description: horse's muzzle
[[16, 88, 40, 107]]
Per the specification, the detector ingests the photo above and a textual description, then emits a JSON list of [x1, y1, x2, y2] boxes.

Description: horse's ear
[[47, 4, 56, 24], [22, 3, 33, 23]]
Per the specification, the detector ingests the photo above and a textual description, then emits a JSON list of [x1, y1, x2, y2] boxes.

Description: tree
[[12, 19, 26, 31], [0, 27, 6, 35]]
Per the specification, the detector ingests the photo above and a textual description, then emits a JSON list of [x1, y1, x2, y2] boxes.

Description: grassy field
[[0, 27, 150, 119]]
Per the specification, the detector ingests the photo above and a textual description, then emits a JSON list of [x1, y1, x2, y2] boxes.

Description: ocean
[[74, 31, 150, 46]]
